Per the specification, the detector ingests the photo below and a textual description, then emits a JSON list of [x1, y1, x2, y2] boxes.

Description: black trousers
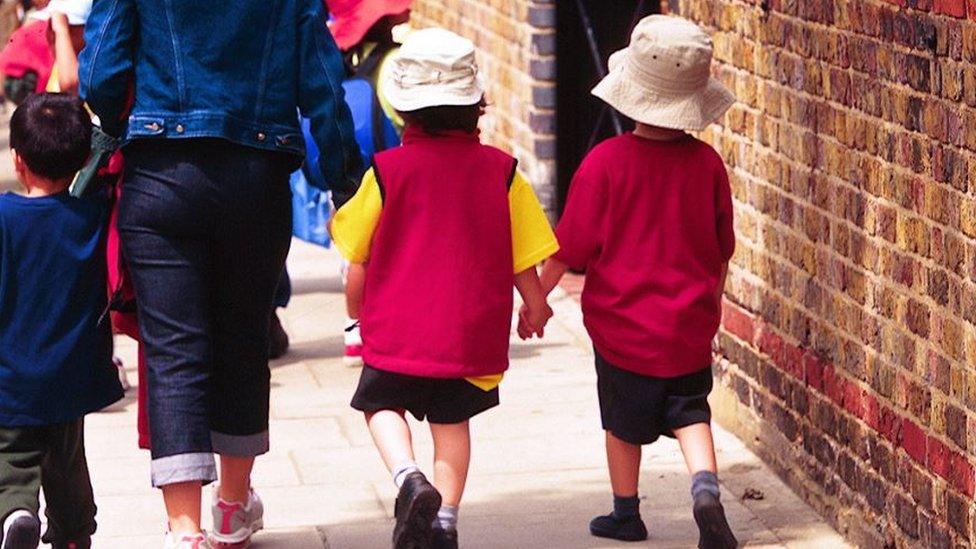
[[0, 419, 96, 545]]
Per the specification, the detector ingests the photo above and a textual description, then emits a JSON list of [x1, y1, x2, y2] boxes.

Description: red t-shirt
[[555, 133, 735, 378]]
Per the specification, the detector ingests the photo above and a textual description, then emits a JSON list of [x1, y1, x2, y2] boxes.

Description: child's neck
[[633, 123, 688, 141], [19, 173, 70, 198]]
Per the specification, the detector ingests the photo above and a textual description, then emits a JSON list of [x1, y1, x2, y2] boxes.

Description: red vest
[[362, 129, 517, 378]]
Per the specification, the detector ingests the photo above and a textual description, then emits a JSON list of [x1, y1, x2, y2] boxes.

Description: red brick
[[721, 300, 756, 343], [969, 0, 976, 19], [949, 452, 976, 497], [927, 436, 951, 477], [902, 419, 928, 464], [804, 352, 826, 392], [936, 0, 968, 16]]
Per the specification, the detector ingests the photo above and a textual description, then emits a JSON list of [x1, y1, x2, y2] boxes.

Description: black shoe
[[1, 512, 40, 549], [392, 473, 442, 549], [269, 310, 290, 359], [693, 492, 738, 549], [589, 512, 648, 542], [431, 528, 458, 549]]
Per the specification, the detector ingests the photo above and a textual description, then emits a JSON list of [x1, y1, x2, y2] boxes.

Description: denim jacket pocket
[[274, 132, 305, 155]]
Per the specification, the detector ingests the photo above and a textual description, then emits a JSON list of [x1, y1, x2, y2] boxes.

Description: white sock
[[392, 461, 420, 488], [434, 505, 459, 532]]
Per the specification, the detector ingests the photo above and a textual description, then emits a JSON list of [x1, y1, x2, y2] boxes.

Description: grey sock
[[392, 461, 420, 488], [432, 505, 459, 532], [612, 494, 640, 519], [691, 470, 721, 500]]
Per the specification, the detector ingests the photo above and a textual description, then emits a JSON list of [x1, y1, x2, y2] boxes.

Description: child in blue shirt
[[0, 93, 122, 549]]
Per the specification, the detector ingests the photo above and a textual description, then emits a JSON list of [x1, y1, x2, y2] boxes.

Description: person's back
[[0, 92, 122, 549], [559, 132, 734, 376], [361, 130, 517, 376], [80, 0, 363, 205]]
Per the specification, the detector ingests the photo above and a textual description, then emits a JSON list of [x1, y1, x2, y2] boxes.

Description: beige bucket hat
[[592, 15, 735, 132], [384, 27, 485, 112]]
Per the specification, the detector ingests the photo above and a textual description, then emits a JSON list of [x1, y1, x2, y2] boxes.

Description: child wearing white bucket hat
[[41, 0, 92, 93], [332, 27, 558, 549], [528, 15, 738, 547]]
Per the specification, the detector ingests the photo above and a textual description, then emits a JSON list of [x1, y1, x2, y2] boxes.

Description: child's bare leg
[[606, 431, 641, 496], [429, 421, 470, 536], [162, 481, 202, 534], [673, 422, 737, 549], [672, 422, 717, 474], [365, 410, 418, 483], [429, 421, 470, 507], [589, 431, 647, 541]]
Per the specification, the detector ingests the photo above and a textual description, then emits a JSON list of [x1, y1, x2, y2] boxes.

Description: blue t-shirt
[[0, 191, 123, 426]]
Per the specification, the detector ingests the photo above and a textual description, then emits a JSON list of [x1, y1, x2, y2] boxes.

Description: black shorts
[[351, 365, 500, 424], [595, 350, 713, 445]]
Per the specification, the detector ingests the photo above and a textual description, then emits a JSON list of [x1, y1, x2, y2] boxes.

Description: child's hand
[[518, 302, 553, 339]]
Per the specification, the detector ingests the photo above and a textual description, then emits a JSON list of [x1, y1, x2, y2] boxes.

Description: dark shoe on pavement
[[693, 492, 738, 549], [268, 311, 290, 359], [1, 511, 41, 549], [589, 512, 648, 542], [392, 472, 442, 549], [431, 528, 458, 549]]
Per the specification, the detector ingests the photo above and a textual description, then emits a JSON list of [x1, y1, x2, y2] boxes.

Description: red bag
[[102, 151, 152, 450]]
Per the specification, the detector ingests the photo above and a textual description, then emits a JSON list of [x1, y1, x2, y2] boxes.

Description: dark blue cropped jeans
[[118, 139, 293, 487]]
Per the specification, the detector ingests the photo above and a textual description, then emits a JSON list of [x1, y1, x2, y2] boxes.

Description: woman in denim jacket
[[79, 1, 363, 547]]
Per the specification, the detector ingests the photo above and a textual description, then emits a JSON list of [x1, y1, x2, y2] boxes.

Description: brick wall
[[669, 0, 976, 546], [408, 0, 556, 210]]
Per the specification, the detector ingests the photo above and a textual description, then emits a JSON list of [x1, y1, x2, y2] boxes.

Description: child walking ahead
[[530, 16, 738, 548], [0, 93, 123, 549], [332, 28, 558, 549]]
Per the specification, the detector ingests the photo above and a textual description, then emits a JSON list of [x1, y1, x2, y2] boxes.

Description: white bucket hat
[[592, 15, 735, 132], [35, 0, 93, 25], [384, 27, 485, 112]]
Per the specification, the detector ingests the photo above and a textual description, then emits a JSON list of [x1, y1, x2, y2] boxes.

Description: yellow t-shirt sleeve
[[331, 168, 383, 263], [510, 171, 560, 273]]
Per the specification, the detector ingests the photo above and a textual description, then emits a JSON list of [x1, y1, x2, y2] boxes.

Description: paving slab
[[63, 239, 851, 548]]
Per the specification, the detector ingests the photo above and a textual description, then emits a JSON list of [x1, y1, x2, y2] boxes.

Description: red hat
[[327, 0, 413, 50]]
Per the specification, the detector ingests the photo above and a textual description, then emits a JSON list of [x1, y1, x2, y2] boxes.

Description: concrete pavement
[[79, 240, 851, 548]]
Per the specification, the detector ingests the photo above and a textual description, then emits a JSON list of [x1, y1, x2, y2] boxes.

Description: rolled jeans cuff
[[211, 430, 270, 457], [151, 453, 217, 488]]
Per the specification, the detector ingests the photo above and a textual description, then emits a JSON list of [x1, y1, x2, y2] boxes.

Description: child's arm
[[345, 262, 366, 319], [539, 257, 570, 296], [50, 13, 80, 93], [515, 267, 552, 339]]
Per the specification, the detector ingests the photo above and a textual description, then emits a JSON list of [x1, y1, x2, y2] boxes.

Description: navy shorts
[[595, 350, 713, 445], [351, 365, 499, 424]]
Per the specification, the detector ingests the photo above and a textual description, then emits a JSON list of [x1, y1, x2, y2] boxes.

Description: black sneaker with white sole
[[1, 511, 40, 549], [392, 473, 442, 549]]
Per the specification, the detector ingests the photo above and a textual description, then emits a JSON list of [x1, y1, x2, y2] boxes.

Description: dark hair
[[398, 99, 486, 135], [10, 93, 92, 181]]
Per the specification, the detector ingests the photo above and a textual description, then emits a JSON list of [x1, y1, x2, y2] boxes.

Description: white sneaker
[[210, 488, 263, 548], [343, 318, 363, 367], [163, 532, 212, 549], [113, 356, 131, 391]]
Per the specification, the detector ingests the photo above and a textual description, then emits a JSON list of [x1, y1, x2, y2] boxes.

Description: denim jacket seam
[[253, 0, 284, 121], [81, 0, 123, 98], [312, 35, 352, 180], [162, 0, 187, 111]]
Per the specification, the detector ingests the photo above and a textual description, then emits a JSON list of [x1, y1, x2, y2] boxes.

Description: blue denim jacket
[[79, 0, 363, 206]]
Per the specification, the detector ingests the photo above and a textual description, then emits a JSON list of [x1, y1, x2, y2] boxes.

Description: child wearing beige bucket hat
[[332, 27, 559, 549], [527, 14, 739, 548]]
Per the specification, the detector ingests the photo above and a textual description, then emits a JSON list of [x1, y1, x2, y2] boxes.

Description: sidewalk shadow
[[310, 482, 782, 549], [509, 341, 570, 360], [291, 275, 344, 296], [270, 334, 344, 369]]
